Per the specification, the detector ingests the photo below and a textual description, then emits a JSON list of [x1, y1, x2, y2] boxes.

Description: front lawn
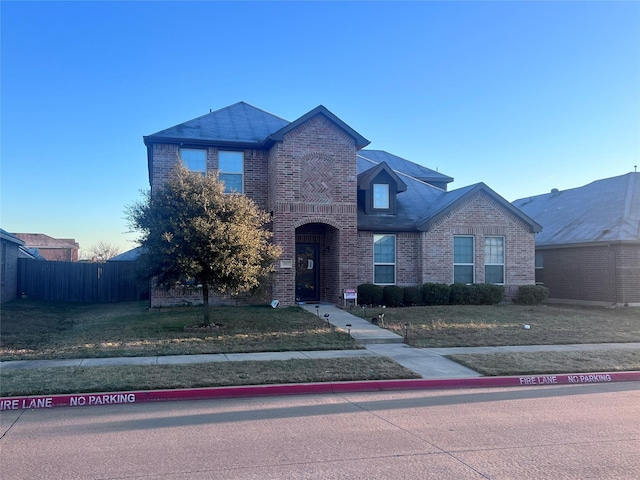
[[0, 301, 359, 361], [356, 304, 640, 347]]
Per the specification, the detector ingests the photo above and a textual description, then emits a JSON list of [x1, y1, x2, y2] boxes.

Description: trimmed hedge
[[357, 282, 506, 307], [449, 284, 504, 305], [357, 283, 383, 306], [421, 283, 451, 306], [514, 285, 549, 305], [474, 284, 505, 305], [383, 285, 404, 307], [403, 286, 422, 306]]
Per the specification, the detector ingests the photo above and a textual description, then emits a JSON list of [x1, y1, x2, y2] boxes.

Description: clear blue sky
[[2, 1, 639, 255]]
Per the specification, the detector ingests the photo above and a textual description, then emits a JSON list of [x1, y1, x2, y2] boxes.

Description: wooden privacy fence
[[17, 259, 146, 303]]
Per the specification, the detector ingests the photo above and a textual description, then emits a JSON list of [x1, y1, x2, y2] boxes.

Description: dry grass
[[0, 301, 359, 360], [0, 357, 420, 397], [447, 349, 640, 376], [357, 304, 640, 347]]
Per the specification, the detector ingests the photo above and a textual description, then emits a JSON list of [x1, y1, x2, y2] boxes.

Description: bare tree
[[86, 241, 122, 262]]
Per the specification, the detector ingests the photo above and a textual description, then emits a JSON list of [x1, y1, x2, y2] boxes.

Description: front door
[[296, 244, 319, 302]]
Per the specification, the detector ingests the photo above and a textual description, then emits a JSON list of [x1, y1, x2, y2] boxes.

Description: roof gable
[[417, 183, 543, 233], [513, 172, 640, 246], [357, 161, 407, 193], [267, 105, 370, 149]]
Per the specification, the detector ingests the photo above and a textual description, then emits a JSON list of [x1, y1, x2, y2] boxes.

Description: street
[[1, 382, 639, 479]]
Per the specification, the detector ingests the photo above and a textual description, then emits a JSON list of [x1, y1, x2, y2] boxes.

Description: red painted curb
[[2, 371, 639, 411]]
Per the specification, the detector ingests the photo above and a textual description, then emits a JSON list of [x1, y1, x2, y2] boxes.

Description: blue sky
[[2, 1, 639, 255]]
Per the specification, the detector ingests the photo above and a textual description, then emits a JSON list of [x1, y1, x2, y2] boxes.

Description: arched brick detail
[[293, 217, 342, 230]]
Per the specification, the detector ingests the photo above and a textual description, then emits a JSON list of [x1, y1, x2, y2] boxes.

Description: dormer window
[[358, 162, 406, 215], [373, 184, 390, 209]]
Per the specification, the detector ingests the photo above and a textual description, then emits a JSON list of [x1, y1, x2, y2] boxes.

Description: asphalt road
[[1, 382, 639, 479]]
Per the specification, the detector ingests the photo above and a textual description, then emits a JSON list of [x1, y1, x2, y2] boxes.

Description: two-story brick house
[[144, 102, 541, 307]]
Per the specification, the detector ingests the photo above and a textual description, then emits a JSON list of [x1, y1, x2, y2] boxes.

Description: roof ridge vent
[[551, 188, 559, 194]]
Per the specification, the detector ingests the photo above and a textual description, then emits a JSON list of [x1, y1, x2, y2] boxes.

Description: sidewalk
[[2, 303, 639, 380]]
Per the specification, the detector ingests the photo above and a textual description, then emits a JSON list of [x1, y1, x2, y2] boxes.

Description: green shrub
[[357, 283, 383, 306], [403, 286, 422, 306], [449, 283, 474, 305], [514, 285, 549, 305], [421, 283, 450, 305], [473, 284, 505, 305], [383, 285, 404, 307]]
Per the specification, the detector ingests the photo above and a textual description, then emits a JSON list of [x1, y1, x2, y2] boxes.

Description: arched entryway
[[295, 222, 340, 304]]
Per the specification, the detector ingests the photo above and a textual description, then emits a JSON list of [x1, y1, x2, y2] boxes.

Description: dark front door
[[296, 244, 319, 302]]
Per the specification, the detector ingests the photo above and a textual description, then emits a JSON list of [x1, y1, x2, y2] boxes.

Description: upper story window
[[219, 151, 244, 193], [484, 236, 505, 284], [373, 183, 390, 209], [373, 234, 396, 285], [179, 148, 206, 174], [453, 236, 474, 284]]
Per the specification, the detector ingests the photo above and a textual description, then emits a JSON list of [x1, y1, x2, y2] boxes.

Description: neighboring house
[[143, 102, 541, 307], [513, 173, 640, 306], [12, 233, 80, 262], [1, 229, 25, 303]]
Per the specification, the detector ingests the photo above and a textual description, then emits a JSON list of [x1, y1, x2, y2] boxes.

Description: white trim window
[[373, 234, 395, 284], [373, 183, 390, 209], [453, 236, 474, 284], [219, 151, 244, 193], [179, 148, 207, 174], [484, 236, 505, 284]]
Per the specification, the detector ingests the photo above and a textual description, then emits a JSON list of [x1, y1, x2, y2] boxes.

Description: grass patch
[[0, 357, 420, 397], [356, 304, 640, 347], [447, 350, 640, 376], [1, 301, 359, 360]]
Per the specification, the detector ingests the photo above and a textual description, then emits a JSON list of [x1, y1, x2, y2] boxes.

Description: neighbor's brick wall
[[268, 115, 359, 305], [616, 244, 640, 304], [1, 241, 20, 303], [540, 244, 640, 304]]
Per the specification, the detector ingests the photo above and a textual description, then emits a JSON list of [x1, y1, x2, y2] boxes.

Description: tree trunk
[[202, 285, 210, 326]]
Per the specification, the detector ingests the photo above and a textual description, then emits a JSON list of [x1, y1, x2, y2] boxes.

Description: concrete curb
[[2, 371, 639, 411]]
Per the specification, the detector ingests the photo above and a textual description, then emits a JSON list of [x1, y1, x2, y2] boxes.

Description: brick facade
[[538, 244, 640, 305], [357, 192, 535, 293], [145, 103, 539, 307], [268, 115, 359, 305]]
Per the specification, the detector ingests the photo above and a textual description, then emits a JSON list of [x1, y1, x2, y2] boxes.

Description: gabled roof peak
[[267, 105, 370, 149]]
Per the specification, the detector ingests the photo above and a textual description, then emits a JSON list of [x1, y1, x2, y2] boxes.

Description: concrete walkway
[[2, 303, 639, 380]]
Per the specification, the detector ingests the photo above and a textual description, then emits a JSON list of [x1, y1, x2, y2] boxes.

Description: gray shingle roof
[[356, 154, 541, 233], [512, 172, 640, 246], [358, 150, 453, 186], [144, 102, 290, 147]]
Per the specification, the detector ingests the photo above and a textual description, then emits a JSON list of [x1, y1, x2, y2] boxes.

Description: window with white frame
[[219, 151, 244, 193], [179, 148, 207, 174], [484, 236, 505, 284], [453, 236, 474, 284], [373, 183, 390, 209], [373, 234, 395, 284]]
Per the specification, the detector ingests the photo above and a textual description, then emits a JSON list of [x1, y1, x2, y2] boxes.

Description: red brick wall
[[150, 145, 270, 210], [357, 191, 536, 293], [268, 114, 359, 306]]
